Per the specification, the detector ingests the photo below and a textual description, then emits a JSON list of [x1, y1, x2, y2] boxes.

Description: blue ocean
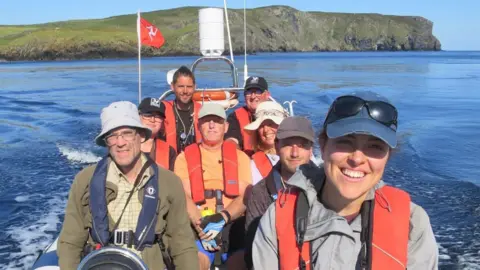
[[0, 51, 479, 269]]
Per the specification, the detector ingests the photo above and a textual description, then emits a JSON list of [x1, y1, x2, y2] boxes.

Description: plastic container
[[199, 8, 225, 57]]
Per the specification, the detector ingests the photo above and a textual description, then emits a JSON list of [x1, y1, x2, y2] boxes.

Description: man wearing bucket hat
[[174, 103, 252, 270], [225, 76, 270, 156], [244, 116, 316, 269], [57, 101, 198, 270], [252, 91, 438, 270]]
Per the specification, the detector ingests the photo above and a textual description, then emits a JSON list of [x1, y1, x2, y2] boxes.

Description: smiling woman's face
[[320, 133, 390, 201]]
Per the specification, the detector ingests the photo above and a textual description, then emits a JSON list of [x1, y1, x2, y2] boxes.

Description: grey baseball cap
[[198, 103, 227, 120], [276, 116, 315, 143], [324, 91, 398, 148]]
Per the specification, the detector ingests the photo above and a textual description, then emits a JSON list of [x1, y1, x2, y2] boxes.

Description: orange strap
[[163, 100, 202, 153], [154, 139, 170, 170], [252, 151, 273, 179], [371, 186, 410, 269], [184, 142, 239, 204], [163, 101, 177, 152], [234, 107, 254, 154], [222, 140, 239, 198], [276, 188, 311, 270], [192, 102, 202, 144]]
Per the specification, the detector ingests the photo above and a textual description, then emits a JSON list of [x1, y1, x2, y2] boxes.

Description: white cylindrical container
[[199, 8, 225, 57]]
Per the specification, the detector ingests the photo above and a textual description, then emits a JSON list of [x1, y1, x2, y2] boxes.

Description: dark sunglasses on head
[[324, 95, 398, 128]]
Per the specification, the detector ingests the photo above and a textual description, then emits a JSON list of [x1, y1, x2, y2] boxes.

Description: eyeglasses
[[141, 113, 164, 123], [324, 96, 398, 128], [244, 88, 264, 96], [104, 129, 137, 146]]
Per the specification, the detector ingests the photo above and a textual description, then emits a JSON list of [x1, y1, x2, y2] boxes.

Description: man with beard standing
[[163, 66, 202, 153]]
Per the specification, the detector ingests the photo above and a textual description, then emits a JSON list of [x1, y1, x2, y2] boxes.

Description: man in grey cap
[[57, 101, 198, 270], [174, 103, 252, 270], [244, 116, 316, 269]]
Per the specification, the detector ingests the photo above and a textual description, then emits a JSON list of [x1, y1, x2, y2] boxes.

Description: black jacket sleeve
[[225, 111, 243, 149], [168, 146, 177, 172]]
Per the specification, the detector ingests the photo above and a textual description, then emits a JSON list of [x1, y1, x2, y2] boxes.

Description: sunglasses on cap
[[324, 95, 398, 128]]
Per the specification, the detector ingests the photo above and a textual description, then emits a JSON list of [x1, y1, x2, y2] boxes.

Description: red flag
[[138, 17, 165, 48]]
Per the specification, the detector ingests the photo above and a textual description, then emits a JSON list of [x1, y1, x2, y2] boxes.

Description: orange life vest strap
[[371, 186, 410, 269], [184, 143, 204, 204], [184, 142, 239, 204], [276, 188, 311, 270], [154, 139, 170, 170], [222, 140, 239, 198], [235, 107, 254, 154], [252, 151, 273, 179], [163, 100, 202, 153], [192, 102, 202, 144], [163, 101, 177, 152]]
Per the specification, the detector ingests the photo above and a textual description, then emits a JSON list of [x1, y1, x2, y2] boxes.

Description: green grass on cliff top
[[0, 6, 429, 49]]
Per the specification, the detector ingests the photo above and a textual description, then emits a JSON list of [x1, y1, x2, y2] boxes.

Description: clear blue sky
[[1, 0, 478, 50]]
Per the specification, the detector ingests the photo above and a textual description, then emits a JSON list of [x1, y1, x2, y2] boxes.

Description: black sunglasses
[[324, 95, 398, 128]]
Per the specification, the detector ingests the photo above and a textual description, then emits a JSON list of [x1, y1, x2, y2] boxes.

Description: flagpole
[[137, 10, 142, 104]]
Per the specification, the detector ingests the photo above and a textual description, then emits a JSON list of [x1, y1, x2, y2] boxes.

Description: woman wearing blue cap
[[252, 91, 438, 270]]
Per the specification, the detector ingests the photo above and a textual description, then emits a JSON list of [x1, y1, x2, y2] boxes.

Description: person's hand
[[200, 213, 226, 241], [200, 238, 222, 252]]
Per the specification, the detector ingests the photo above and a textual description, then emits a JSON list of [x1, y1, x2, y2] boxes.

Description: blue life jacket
[[89, 156, 159, 251]]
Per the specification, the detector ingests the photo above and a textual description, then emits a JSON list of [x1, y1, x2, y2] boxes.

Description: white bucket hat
[[95, 101, 152, 147], [244, 101, 288, 131]]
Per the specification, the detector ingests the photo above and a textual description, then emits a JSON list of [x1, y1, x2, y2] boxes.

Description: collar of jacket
[[286, 162, 387, 241]]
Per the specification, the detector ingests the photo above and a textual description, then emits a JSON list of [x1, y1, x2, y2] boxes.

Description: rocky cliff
[[0, 5, 441, 61]]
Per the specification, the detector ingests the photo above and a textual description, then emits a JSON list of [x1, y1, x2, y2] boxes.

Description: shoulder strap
[[235, 107, 254, 153], [162, 100, 178, 153], [222, 141, 239, 198], [252, 152, 273, 179], [276, 188, 311, 270], [370, 186, 410, 270], [193, 102, 202, 143], [155, 139, 170, 170], [184, 143, 205, 204]]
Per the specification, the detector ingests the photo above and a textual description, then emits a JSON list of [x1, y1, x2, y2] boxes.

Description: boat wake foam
[[57, 144, 101, 164], [5, 195, 65, 270]]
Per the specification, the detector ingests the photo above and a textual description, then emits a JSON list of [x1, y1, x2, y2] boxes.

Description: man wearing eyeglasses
[[138, 97, 177, 171], [57, 101, 198, 270], [225, 76, 270, 156]]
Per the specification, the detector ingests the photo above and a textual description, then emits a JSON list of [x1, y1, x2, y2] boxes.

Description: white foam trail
[[57, 144, 101, 164], [14, 196, 30, 203], [6, 195, 66, 270]]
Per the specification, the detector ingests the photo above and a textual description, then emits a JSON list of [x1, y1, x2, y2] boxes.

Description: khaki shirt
[[106, 156, 150, 257]]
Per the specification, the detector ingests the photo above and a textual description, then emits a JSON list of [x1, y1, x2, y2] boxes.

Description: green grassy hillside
[[0, 6, 441, 61]]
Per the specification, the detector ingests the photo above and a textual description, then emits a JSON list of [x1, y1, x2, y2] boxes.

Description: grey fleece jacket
[[252, 163, 439, 270]]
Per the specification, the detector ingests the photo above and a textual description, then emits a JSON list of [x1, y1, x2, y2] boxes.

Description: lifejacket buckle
[[113, 230, 134, 247]]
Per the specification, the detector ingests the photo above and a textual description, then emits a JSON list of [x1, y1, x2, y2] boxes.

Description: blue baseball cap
[[324, 91, 398, 148]]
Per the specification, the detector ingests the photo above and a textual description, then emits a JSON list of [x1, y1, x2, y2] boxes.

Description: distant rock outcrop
[[0, 6, 441, 61]]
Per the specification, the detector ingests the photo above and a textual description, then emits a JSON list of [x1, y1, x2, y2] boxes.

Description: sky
[[1, 0, 478, 50]]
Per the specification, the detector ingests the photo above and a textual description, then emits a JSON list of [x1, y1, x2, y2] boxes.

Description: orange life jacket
[[276, 185, 410, 270], [162, 100, 202, 153], [183, 141, 240, 204], [234, 107, 254, 155], [154, 139, 170, 170], [252, 151, 273, 179]]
